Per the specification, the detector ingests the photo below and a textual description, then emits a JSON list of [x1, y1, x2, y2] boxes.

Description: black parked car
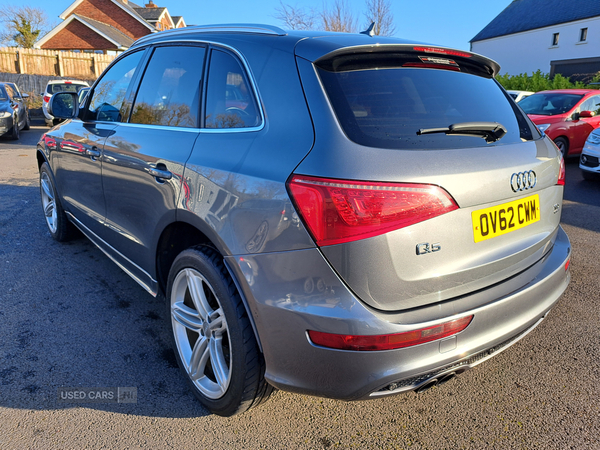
[[0, 82, 30, 139]]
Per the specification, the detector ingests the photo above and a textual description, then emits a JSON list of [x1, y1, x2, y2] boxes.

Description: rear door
[[100, 45, 206, 277]]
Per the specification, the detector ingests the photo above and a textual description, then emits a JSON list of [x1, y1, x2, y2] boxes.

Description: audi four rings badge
[[510, 171, 537, 192]]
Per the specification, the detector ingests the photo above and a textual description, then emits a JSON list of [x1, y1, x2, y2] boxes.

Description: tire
[[9, 115, 19, 140], [166, 246, 273, 416], [554, 137, 568, 158], [23, 112, 31, 130], [39, 162, 75, 241]]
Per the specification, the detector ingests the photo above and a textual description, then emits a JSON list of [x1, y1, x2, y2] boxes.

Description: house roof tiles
[[471, 0, 600, 42]]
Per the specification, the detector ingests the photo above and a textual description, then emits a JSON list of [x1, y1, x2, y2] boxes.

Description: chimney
[[145, 1, 157, 7]]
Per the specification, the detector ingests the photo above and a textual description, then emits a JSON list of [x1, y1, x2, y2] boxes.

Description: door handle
[[148, 166, 172, 181], [86, 147, 101, 158]]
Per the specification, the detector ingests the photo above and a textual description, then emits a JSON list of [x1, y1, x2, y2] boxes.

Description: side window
[[4, 85, 14, 99], [130, 46, 205, 128], [582, 96, 600, 115], [87, 51, 143, 122], [205, 49, 261, 129]]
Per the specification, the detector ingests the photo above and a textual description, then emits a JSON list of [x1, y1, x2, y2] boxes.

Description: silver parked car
[[579, 128, 600, 180], [39, 24, 571, 416]]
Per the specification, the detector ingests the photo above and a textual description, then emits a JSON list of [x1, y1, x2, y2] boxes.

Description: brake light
[[402, 62, 460, 72], [308, 316, 473, 351], [413, 46, 472, 58], [557, 156, 566, 186], [43, 94, 51, 103], [288, 175, 459, 246]]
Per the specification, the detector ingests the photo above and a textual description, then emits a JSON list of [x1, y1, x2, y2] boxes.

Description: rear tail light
[[308, 316, 473, 351], [43, 94, 51, 104], [557, 156, 566, 186], [287, 175, 459, 246]]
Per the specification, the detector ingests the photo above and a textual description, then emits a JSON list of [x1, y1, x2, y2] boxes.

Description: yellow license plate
[[472, 194, 540, 243]]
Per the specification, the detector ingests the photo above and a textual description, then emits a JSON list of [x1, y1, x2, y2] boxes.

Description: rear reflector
[[288, 175, 459, 246], [557, 156, 566, 186], [565, 258, 570, 271], [309, 316, 473, 351]]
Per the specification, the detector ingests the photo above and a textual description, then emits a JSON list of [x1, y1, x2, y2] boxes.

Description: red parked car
[[519, 89, 600, 156]]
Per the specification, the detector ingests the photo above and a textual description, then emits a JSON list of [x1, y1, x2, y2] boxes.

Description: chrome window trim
[[108, 121, 203, 133]]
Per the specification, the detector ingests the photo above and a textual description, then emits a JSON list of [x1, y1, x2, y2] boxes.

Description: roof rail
[[186, 24, 288, 36], [133, 23, 287, 46]]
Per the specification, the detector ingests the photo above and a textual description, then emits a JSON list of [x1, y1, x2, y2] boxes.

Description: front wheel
[[9, 115, 19, 140], [39, 162, 74, 241], [554, 137, 568, 158], [167, 246, 273, 416]]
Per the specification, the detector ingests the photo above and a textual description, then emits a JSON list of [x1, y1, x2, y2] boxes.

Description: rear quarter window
[[317, 53, 538, 150]]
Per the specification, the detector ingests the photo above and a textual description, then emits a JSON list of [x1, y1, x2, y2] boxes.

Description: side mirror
[[579, 110, 595, 118], [48, 92, 79, 119], [571, 112, 580, 121]]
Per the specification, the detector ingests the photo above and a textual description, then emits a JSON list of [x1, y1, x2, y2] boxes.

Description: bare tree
[[273, 1, 316, 31], [321, 0, 357, 33], [0, 5, 53, 48], [364, 0, 395, 36]]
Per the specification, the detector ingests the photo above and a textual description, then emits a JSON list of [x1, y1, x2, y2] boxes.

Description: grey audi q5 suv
[[38, 24, 571, 416]]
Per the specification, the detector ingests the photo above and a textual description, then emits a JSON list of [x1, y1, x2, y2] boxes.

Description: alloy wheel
[[170, 268, 231, 399]]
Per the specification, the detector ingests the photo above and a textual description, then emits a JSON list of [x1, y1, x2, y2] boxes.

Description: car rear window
[[519, 93, 584, 116], [316, 52, 538, 150], [50, 83, 86, 94]]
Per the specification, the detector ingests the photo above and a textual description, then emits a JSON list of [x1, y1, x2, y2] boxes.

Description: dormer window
[[551, 33, 559, 46], [580, 28, 588, 42]]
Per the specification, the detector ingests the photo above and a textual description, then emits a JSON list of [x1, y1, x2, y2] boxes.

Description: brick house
[[35, 0, 186, 54]]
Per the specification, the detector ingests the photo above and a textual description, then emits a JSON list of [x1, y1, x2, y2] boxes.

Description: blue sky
[[27, 0, 510, 51]]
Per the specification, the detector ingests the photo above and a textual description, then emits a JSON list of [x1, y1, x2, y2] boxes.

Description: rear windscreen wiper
[[417, 122, 507, 143]]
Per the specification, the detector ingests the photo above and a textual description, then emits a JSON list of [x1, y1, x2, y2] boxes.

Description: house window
[[580, 28, 588, 42], [552, 33, 559, 46]]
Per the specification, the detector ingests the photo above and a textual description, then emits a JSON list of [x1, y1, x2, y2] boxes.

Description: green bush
[[495, 70, 597, 92]]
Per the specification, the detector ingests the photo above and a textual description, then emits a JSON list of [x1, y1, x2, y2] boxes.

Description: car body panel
[[225, 225, 570, 400]]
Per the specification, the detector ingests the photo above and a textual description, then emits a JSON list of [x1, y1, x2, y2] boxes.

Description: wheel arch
[[155, 216, 264, 352]]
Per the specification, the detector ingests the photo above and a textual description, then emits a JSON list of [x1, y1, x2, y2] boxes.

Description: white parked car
[[579, 128, 600, 181], [42, 80, 89, 126], [507, 90, 534, 102]]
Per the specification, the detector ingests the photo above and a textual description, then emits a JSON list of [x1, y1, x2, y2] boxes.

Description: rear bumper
[[226, 225, 571, 401]]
